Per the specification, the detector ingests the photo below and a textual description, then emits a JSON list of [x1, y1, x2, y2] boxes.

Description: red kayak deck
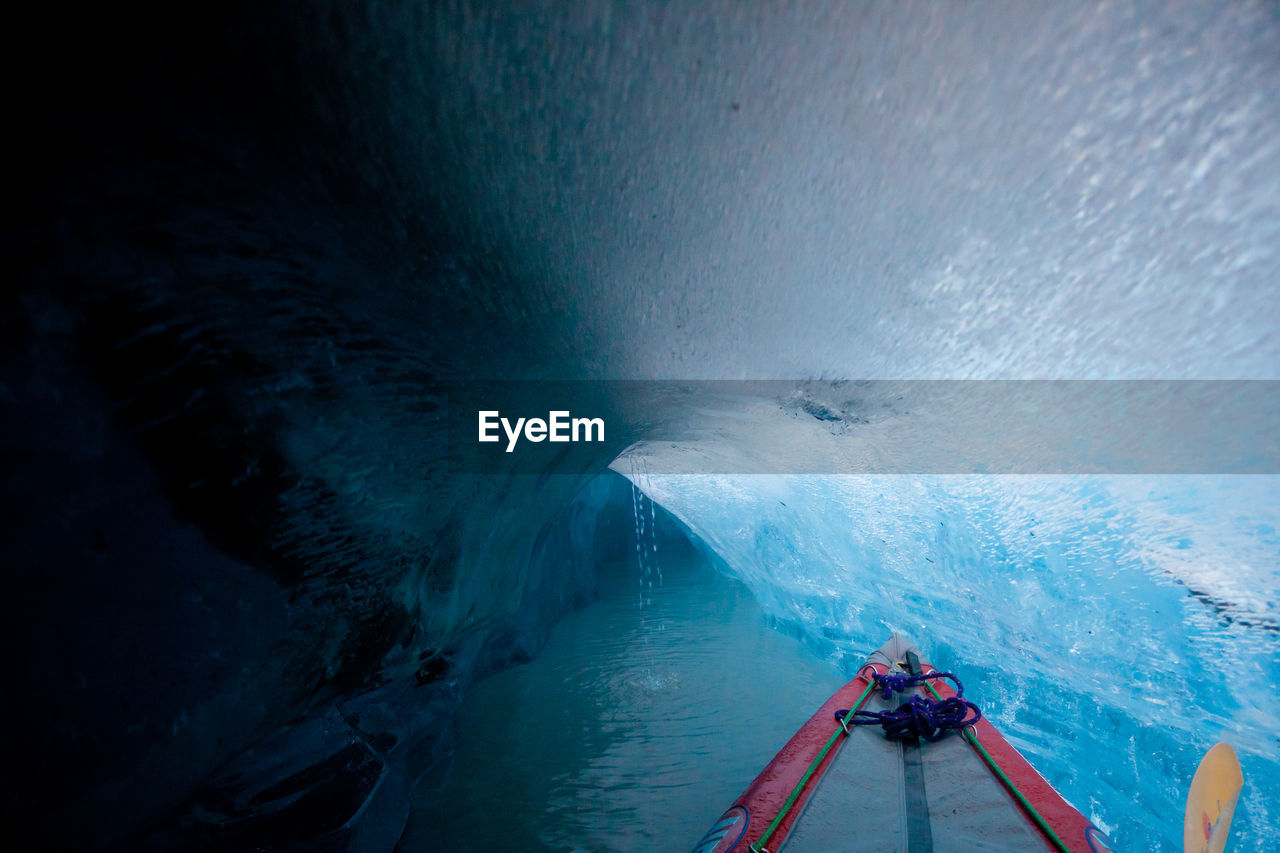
[[694, 635, 1111, 853]]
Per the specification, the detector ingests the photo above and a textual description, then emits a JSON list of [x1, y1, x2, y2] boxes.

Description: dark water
[[399, 543, 846, 852]]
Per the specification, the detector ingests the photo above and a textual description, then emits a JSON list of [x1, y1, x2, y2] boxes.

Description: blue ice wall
[[625, 472, 1279, 850]]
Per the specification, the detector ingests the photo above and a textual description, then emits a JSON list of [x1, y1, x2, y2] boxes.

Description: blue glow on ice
[[623, 472, 1279, 851]]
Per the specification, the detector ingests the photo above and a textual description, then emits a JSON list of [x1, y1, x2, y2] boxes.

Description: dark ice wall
[[5, 2, 631, 850]]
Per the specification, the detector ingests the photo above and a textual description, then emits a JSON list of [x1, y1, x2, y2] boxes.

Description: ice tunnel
[[5, 1, 1279, 851]]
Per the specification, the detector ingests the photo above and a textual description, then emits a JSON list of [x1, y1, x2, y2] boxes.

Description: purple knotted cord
[[835, 670, 982, 743]]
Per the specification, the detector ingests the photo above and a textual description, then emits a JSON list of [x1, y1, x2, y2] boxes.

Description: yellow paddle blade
[[1184, 742, 1243, 853]]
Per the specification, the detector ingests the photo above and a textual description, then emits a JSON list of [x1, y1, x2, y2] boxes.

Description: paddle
[[1183, 742, 1243, 853]]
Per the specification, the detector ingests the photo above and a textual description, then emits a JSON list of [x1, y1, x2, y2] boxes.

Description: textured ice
[[619, 470, 1279, 850]]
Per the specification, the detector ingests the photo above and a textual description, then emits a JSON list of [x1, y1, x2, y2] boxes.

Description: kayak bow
[[694, 634, 1112, 853]]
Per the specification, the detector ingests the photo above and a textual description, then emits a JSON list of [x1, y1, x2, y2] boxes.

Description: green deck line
[[749, 676, 878, 853], [923, 680, 1073, 853]]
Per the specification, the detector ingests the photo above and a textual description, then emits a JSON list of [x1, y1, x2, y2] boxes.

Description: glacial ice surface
[[623, 471, 1280, 851]]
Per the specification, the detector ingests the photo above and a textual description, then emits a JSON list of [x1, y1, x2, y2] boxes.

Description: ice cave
[[5, 2, 1278, 851]]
